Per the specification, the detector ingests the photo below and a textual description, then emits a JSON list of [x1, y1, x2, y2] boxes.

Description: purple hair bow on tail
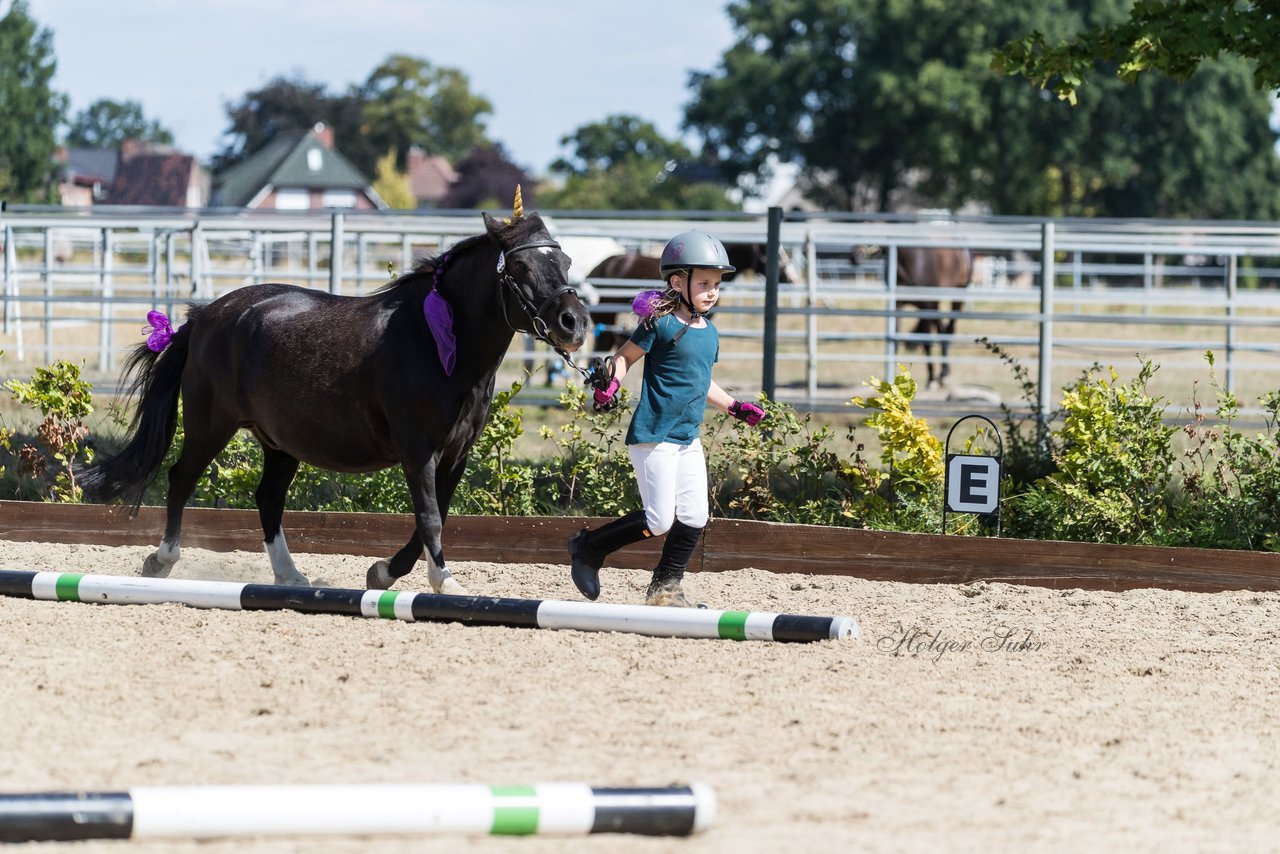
[[423, 290, 457, 376], [144, 310, 174, 352]]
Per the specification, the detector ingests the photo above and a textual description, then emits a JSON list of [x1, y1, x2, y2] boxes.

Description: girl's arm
[[706, 379, 735, 413], [611, 340, 646, 385]]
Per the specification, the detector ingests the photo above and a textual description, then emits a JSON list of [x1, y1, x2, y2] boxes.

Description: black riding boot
[[645, 520, 704, 607], [568, 510, 651, 601]]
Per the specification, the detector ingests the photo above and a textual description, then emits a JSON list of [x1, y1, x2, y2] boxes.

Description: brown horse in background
[[855, 246, 973, 388], [585, 244, 799, 354]]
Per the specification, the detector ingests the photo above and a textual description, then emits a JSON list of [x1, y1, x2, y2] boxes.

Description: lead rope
[[492, 242, 602, 387]]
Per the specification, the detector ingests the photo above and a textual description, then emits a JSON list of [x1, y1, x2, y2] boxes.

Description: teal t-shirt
[[625, 313, 719, 446]]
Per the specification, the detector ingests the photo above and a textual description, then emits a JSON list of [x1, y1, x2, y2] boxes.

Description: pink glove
[[729, 399, 766, 426], [593, 377, 621, 411]]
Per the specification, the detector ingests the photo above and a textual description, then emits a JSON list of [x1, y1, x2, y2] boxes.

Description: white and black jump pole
[[0, 570, 858, 642], [0, 784, 716, 841]]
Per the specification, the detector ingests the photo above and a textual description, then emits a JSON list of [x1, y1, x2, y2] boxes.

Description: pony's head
[[481, 207, 590, 352]]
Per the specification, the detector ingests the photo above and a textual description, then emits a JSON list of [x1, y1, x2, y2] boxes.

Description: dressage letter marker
[[945, 453, 1001, 514], [0, 570, 858, 643], [0, 784, 715, 841]]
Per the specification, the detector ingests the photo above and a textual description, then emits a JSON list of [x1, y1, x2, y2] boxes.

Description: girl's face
[[677, 269, 723, 314]]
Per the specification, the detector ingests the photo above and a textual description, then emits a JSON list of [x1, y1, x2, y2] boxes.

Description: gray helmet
[[659, 230, 736, 278]]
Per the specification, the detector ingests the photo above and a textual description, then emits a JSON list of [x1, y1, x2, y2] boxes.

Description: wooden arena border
[[2, 500, 1278, 594]]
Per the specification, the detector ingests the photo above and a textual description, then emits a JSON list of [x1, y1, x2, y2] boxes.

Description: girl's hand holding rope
[[729, 399, 766, 426]]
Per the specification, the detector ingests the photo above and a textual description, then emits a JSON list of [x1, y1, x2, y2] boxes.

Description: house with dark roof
[[211, 123, 385, 210], [56, 141, 209, 208], [406, 146, 456, 208], [105, 140, 209, 208], [56, 147, 120, 205]]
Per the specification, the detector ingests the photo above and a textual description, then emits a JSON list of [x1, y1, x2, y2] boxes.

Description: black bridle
[[496, 239, 601, 385]]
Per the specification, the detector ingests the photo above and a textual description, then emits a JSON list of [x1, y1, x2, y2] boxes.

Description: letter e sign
[[946, 454, 1000, 514]]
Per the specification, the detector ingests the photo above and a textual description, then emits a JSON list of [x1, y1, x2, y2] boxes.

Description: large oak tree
[[683, 0, 1280, 218]]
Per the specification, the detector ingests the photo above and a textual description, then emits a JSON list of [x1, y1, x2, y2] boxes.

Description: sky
[[24, 0, 739, 175]]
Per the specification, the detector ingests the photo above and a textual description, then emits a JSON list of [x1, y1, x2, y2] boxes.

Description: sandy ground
[[2, 538, 1279, 853]]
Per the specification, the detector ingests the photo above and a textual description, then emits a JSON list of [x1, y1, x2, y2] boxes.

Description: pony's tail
[[78, 313, 197, 508]]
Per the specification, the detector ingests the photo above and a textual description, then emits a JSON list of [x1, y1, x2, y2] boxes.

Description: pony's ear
[[482, 211, 505, 236]]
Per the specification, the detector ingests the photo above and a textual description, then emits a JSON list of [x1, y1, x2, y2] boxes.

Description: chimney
[[313, 122, 335, 149], [120, 138, 142, 162]]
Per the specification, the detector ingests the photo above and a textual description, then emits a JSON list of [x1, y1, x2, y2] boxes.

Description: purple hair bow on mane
[[423, 291, 456, 375], [144, 310, 174, 352], [423, 252, 457, 375]]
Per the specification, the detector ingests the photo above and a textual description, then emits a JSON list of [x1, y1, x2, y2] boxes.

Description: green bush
[[7, 351, 1280, 554], [533, 382, 638, 517], [1167, 353, 1280, 551], [3, 360, 95, 501], [1006, 358, 1175, 544], [706, 395, 874, 526]]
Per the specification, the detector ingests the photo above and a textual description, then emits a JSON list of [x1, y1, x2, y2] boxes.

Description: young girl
[[568, 230, 766, 607]]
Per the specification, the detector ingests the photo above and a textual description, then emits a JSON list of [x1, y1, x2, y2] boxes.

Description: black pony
[[79, 209, 590, 593]]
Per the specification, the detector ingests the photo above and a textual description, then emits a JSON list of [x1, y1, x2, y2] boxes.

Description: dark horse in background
[[854, 245, 973, 388], [78, 208, 590, 594], [584, 243, 800, 354]]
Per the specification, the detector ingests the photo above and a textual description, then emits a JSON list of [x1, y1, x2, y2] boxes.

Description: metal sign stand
[[942, 414, 1003, 536]]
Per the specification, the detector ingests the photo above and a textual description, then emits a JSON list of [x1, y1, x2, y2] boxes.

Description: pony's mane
[[409, 233, 489, 276], [375, 216, 547, 294]]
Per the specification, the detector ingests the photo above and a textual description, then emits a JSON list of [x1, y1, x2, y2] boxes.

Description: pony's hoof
[[275, 571, 312, 588], [645, 578, 695, 608], [366, 561, 394, 590], [436, 576, 468, 596], [141, 553, 173, 578]]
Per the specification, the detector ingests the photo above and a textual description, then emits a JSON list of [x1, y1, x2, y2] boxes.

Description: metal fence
[[4, 203, 1280, 418]]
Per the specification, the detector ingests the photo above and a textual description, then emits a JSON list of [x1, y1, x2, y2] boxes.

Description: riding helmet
[[659, 230, 736, 278]]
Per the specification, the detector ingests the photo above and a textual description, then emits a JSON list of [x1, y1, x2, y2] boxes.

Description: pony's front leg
[[367, 458, 467, 595]]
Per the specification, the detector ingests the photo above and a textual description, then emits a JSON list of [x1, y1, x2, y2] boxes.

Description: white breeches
[[628, 439, 709, 535]]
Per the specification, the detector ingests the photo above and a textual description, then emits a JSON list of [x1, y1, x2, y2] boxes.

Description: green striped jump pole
[[0, 783, 715, 841], [0, 570, 858, 642]]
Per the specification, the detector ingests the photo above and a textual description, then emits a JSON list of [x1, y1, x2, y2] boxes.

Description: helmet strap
[[671, 268, 705, 343]]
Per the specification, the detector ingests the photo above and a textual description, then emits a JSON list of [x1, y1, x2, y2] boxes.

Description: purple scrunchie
[[144, 310, 174, 352], [632, 289, 664, 318]]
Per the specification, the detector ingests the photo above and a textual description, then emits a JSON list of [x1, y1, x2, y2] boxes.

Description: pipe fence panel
[[4, 208, 1280, 418]]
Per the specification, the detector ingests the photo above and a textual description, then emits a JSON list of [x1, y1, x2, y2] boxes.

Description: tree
[[215, 57, 492, 180], [541, 115, 736, 210], [65, 99, 174, 149], [550, 114, 690, 176], [1053, 55, 1280, 218], [442, 143, 531, 210], [213, 74, 365, 174], [683, 0, 1280, 218], [0, 0, 66, 202], [684, 0, 1006, 212], [991, 0, 1280, 104], [358, 55, 492, 167], [371, 149, 416, 209]]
